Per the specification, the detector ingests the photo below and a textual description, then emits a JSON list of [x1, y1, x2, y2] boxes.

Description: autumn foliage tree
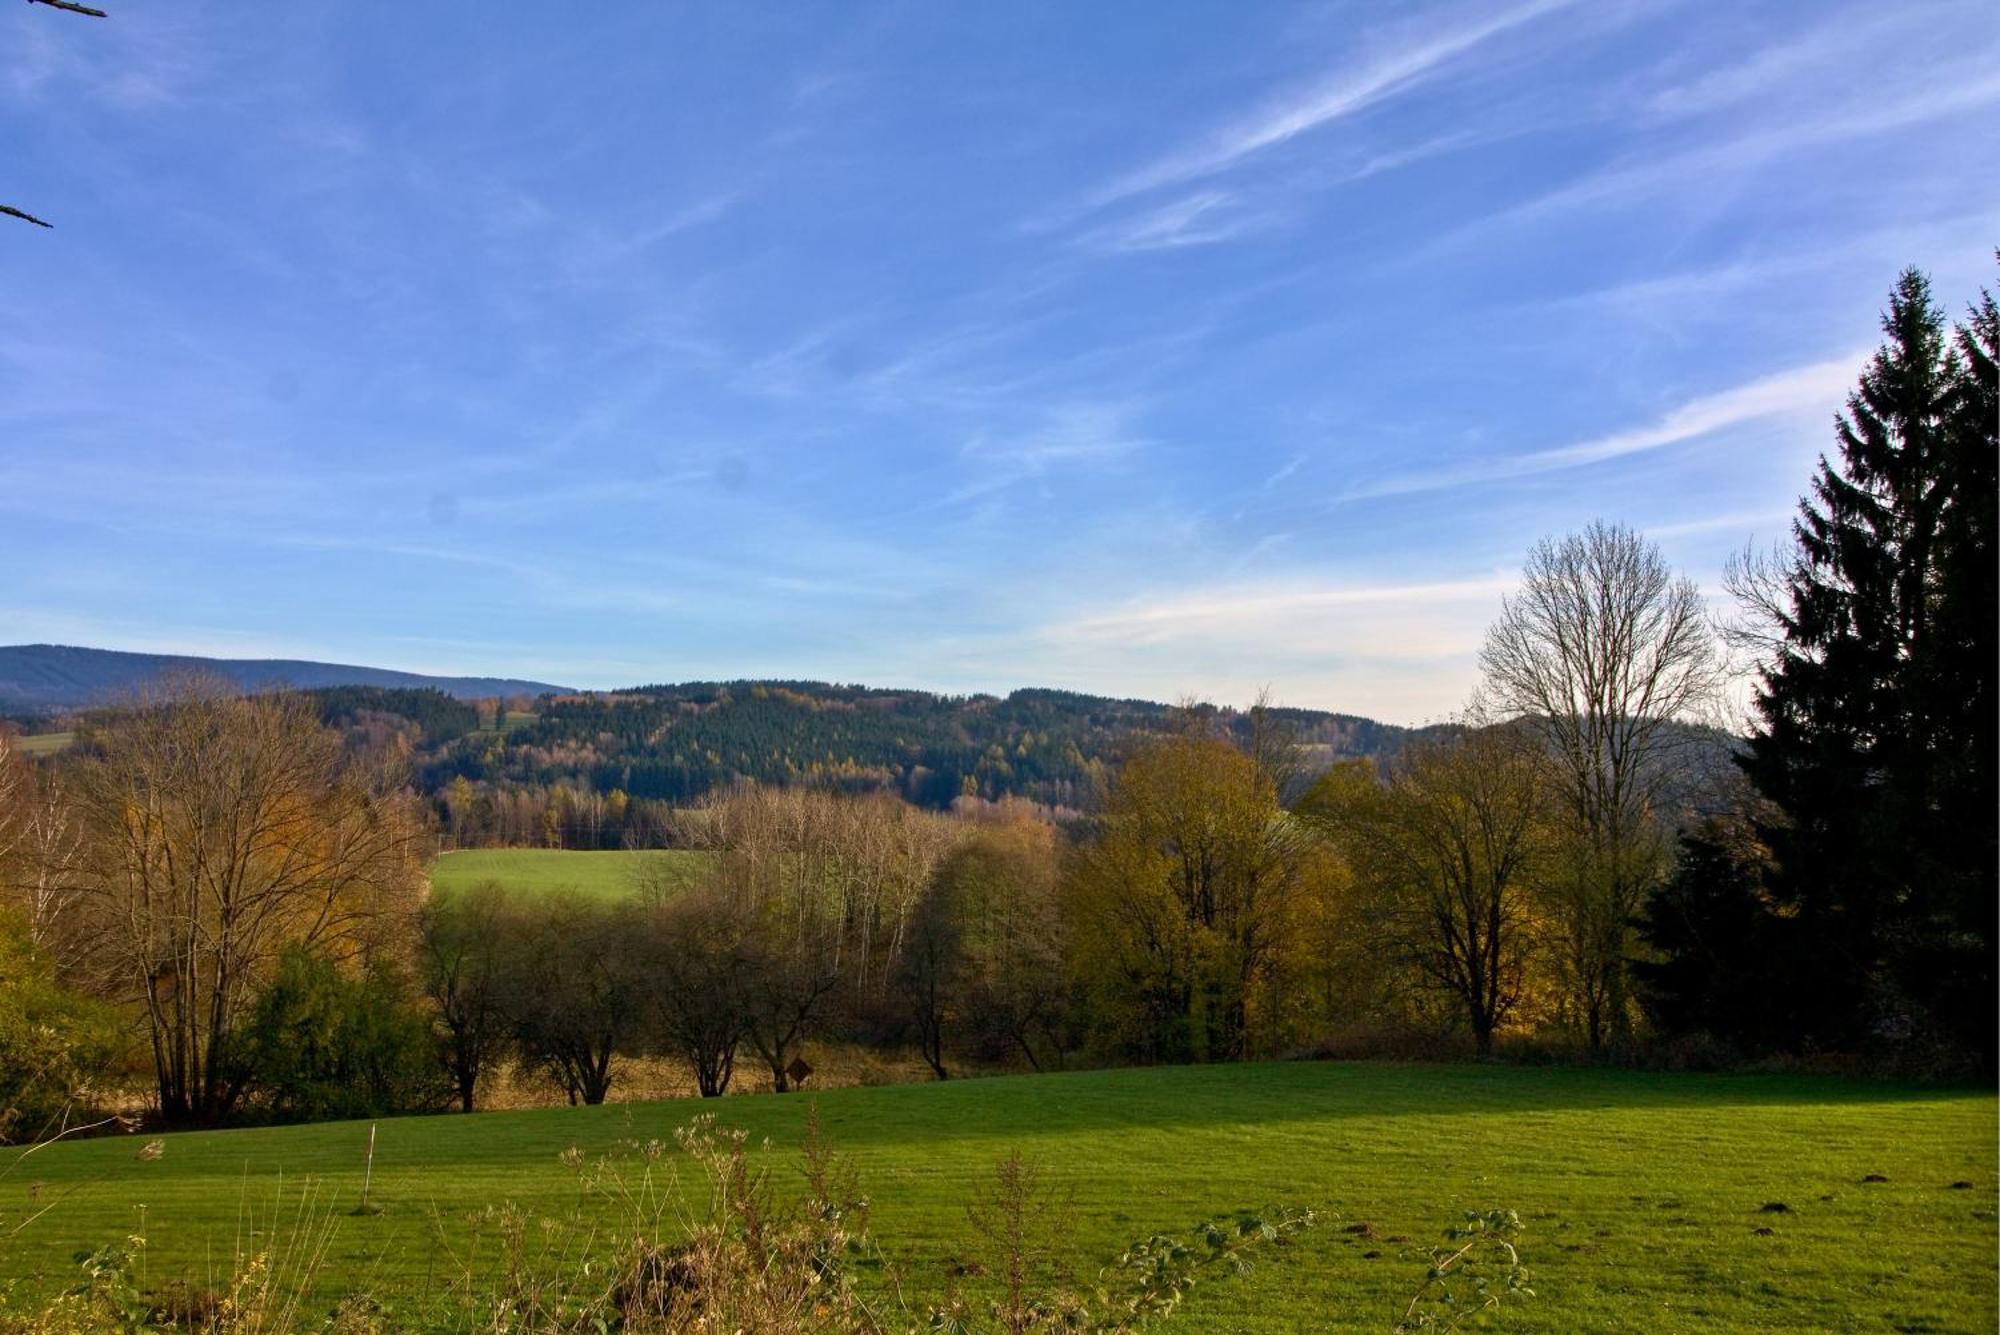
[[951, 815, 1073, 1072], [1068, 729, 1332, 1063], [66, 681, 423, 1124], [1303, 728, 1548, 1056]]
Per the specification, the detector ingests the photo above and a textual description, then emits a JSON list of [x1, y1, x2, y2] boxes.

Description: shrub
[[0, 915, 118, 1145], [231, 946, 448, 1122]]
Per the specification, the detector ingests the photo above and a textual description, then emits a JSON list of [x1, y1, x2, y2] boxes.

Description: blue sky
[[2, 1, 1995, 723]]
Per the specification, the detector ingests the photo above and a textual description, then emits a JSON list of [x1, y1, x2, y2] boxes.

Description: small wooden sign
[[786, 1056, 814, 1087]]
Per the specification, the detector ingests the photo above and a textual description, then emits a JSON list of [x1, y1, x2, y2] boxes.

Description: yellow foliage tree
[[1068, 732, 1334, 1062]]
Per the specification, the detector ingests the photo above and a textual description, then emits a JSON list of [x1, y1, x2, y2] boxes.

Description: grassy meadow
[[463, 709, 539, 742], [12, 733, 72, 757], [0, 1062, 1990, 1331], [428, 848, 713, 902]]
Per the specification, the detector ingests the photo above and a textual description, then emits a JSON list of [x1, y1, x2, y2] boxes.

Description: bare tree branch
[[26, 0, 108, 18], [1, 204, 54, 229], [11, 0, 108, 228]]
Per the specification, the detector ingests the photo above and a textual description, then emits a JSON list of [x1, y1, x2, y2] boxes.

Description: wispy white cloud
[[1512, 212, 2000, 331], [1076, 189, 1264, 253], [1076, 0, 1578, 214], [450, 469, 721, 521], [1049, 573, 1511, 647], [1260, 453, 1308, 491], [1430, 68, 2000, 252], [566, 193, 741, 273], [1, 7, 204, 109], [4, 3, 1985, 726], [1644, 508, 1796, 540], [966, 570, 1517, 723], [1345, 353, 1863, 501], [1643, 10, 1923, 121], [945, 402, 1149, 505]]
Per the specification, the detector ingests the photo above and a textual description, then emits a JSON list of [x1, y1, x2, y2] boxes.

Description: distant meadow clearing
[[428, 848, 714, 902]]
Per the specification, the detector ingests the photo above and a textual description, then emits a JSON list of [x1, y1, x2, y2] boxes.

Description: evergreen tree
[[1634, 820, 1791, 1054], [1739, 268, 1996, 1061], [1923, 283, 1999, 1056]]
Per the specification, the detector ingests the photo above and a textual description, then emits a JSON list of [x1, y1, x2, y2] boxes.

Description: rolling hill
[[0, 643, 570, 714]]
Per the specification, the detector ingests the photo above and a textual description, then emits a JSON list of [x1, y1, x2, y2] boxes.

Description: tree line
[[0, 266, 1989, 1135]]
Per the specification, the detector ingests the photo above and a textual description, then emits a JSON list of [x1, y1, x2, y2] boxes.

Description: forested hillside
[[287, 680, 1417, 844], [8, 669, 1440, 846], [427, 682, 1404, 807]]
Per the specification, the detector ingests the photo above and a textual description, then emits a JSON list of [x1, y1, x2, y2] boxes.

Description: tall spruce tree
[[1924, 282, 1999, 1054], [1739, 268, 1997, 1061]]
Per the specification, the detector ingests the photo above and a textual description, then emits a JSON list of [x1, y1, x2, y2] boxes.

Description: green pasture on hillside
[[465, 709, 539, 742], [428, 847, 713, 901], [0, 1062, 1991, 1331], [13, 732, 72, 756]]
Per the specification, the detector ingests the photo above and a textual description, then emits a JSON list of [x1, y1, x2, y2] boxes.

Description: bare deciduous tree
[[633, 852, 838, 1094], [11, 771, 88, 974], [1719, 541, 1795, 659], [416, 881, 513, 1112], [673, 784, 959, 994], [0, 734, 27, 870], [894, 869, 963, 1080], [507, 892, 645, 1106], [641, 886, 752, 1098], [67, 680, 423, 1123], [5, 739, 119, 969], [1478, 521, 1724, 1050], [739, 920, 841, 1095], [955, 818, 1072, 1072]]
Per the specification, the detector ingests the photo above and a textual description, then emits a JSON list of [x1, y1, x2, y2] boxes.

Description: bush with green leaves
[[230, 945, 448, 1123], [0, 914, 118, 1145]]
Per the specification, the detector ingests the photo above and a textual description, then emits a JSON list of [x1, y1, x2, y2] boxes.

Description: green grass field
[[464, 710, 539, 744], [13, 732, 73, 756], [429, 848, 713, 901], [1, 1063, 1991, 1330]]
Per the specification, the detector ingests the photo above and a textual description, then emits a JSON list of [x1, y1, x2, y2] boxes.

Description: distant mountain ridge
[[0, 644, 571, 714]]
